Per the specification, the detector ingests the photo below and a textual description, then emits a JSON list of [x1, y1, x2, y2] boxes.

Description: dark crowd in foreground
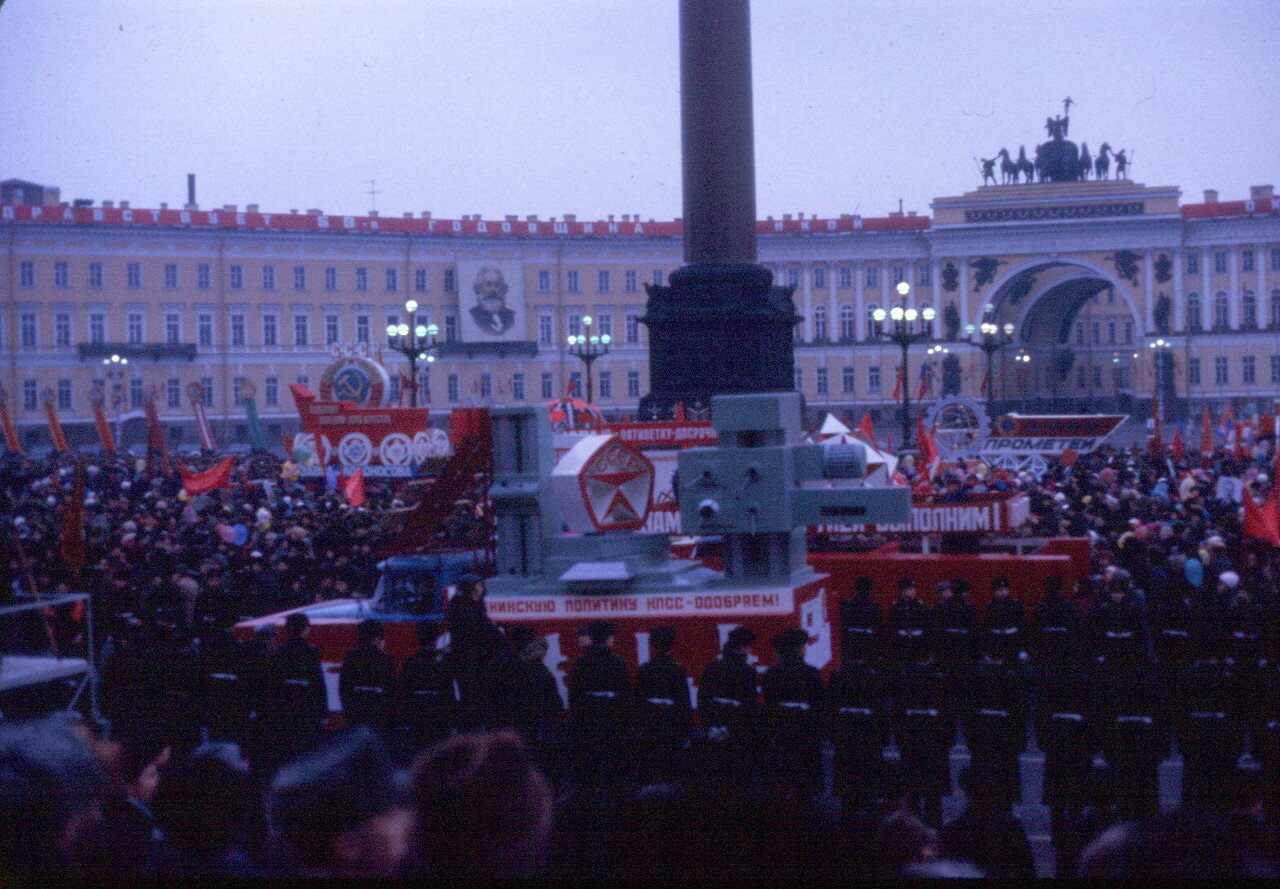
[[1, 438, 1280, 878]]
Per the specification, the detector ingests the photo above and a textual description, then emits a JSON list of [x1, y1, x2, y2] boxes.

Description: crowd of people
[[0, 436, 1279, 877]]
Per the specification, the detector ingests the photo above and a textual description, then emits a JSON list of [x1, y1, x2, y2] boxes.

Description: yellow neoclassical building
[[2, 174, 1279, 452]]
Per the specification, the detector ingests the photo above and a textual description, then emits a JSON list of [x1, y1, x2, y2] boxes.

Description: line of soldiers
[[102, 571, 1280, 827]]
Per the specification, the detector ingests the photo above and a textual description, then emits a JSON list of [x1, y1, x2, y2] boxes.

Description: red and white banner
[[980, 413, 1127, 457], [42, 389, 70, 453], [0, 384, 23, 455], [181, 456, 234, 495], [486, 587, 796, 621], [820, 493, 1030, 535], [144, 392, 169, 471]]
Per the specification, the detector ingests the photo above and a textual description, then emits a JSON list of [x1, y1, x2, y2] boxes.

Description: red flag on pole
[[0, 384, 21, 455], [1243, 488, 1280, 546], [89, 385, 116, 452], [854, 412, 877, 446], [342, 468, 366, 507], [42, 389, 70, 453], [144, 391, 170, 473], [891, 366, 903, 401], [1172, 428, 1185, 463], [917, 416, 939, 477], [1200, 404, 1213, 456], [1234, 421, 1249, 462], [979, 371, 989, 397], [181, 456, 234, 495], [60, 458, 87, 581]]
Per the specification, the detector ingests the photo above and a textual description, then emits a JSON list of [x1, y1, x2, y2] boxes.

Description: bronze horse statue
[[1095, 143, 1111, 180], [1077, 142, 1092, 181], [1016, 146, 1035, 184], [996, 148, 1018, 184]]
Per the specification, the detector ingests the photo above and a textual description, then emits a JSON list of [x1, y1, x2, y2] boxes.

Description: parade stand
[[0, 593, 98, 721]]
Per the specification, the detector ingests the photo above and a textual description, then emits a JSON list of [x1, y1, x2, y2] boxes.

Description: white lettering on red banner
[[486, 588, 795, 620]]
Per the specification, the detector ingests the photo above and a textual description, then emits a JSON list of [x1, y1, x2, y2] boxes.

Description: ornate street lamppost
[[872, 281, 935, 451], [101, 353, 130, 445], [966, 308, 1015, 416], [566, 315, 611, 404], [385, 299, 439, 407], [1013, 350, 1031, 412], [1148, 337, 1173, 423]]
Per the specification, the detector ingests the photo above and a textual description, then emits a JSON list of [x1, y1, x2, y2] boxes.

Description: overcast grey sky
[[2, 0, 1276, 221]]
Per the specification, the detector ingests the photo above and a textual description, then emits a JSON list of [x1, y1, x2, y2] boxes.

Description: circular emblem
[[318, 356, 389, 407], [997, 414, 1017, 435], [428, 428, 451, 456], [186, 381, 205, 404], [923, 394, 993, 460], [88, 385, 105, 408], [338, 432, 374, 466], [379, 433, 413, 466], [412, 431, 434, 463]]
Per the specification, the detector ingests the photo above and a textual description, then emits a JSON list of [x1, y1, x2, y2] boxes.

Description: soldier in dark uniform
[[829, 626, 889, 814], [1099, 663, 1167, 817], [696, 626, 761, 793], [198, 614, 252, 743], [1176, 653, 1245, 812], [1091, 576, 1149, 668], [1036, 658, 1099, 827], [962, 638, 1027, 806], [1222, 585, 1266, 672], [445, 574, 503, 730], [981, 577, 1026, 663], [931, 579, 976, 667], [567, 620, 631, 798], [838, 576, 884, 664], [501, 625, 565, 785], [885, 578, 929, 666], [760, 627, 826, 797], [891, 640, 956, 824], [1152, 586, 1210, 681], [1030, 576, 1078, 668], [632, 625, 692, 786], [396, 620, 458, 752], [339, 618, 397, 731], [265, 612, 328, 769]]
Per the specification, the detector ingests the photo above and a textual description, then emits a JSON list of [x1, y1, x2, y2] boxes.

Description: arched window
[[1186, 292, 1202, 332], [1214, 291, 1230, 330], [1270, 289, 1280, 328], [866, 303, 882, 338], [839, 304, 855, 341], [812, 304, 828, 341], [1242, 290, 1257, 329]]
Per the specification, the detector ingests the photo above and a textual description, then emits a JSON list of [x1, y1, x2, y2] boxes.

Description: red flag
[[673, 401, 686, 422], [565, 378, 578, 398], [1234, 421, 1248, 462], [1200, 404, 1213, 456], [1172, 429, 1185, 463], [89, 385, 116, 452], [854, 412, 877, 446], [979, 371, 989, 397], [42, 389, 70, 453], [342, 468, 366, 507], [181, 456, 234, 495], [891, 366, 903, 401], [916, 416, 939, 477], [1243, 488, 1280, 546], [60, 458, 87, 580], [0, 384, 21, 455], [144, 392, 169, 473]]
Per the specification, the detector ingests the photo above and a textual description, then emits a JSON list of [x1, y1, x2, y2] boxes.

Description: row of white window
[[12, 246, 1280, 294], [23, 347, 1279, 415]]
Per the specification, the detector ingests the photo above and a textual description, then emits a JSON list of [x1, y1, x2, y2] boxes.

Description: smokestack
[[187, 174, 196, 208]]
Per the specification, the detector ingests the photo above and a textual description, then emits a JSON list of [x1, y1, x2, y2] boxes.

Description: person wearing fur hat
[[696, 627, 761, 792], [566, 621, 631, 799]]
